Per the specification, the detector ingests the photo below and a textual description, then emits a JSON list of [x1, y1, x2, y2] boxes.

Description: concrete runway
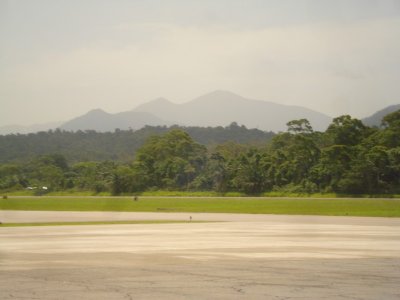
[[1, 211, 400, 299]]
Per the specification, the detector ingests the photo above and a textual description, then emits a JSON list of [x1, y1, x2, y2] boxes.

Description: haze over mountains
[[60, 109, 170, 132], [1, 91, 398, 135], [59, 90, 333, 132], [362, 104, 400, 127], [0, 121, 64, 136], [134, 90, 331, 132]]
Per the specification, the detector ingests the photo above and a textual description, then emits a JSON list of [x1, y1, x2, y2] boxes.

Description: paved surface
[[1, 211, 400, 299], [3, 209, 400, 225]]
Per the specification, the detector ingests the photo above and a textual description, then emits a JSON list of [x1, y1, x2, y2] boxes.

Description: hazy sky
[[1, 0, 400, 126]]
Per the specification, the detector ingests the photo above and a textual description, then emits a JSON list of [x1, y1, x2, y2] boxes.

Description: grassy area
[[0, 220, 204, 227], [3, 190, 400, 198], [1, 190, 108, 197], [1, 190, 240, 197], [1, 196, 399, 217], [140, 191, 243, 197]]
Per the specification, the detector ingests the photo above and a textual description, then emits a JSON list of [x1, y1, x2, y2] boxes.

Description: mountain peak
[[132, 90, 331, 131], [86, 108, 109, 116], [152, 97, 171, 103], [60, 108, 168, 132], [146, 97, 173, 107], [198, 90, 244, 99], [207, 90, 242, 97], [134, 97, 173, 112], [191, 90, 246, 105]]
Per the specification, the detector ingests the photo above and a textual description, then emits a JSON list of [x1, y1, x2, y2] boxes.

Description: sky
[[1, 0, 400, 126]]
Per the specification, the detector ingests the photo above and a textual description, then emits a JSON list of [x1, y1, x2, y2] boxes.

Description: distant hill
[[0, 90, 333, 134], [134, 90, 332, 132], [0, 124, 274, 163], [60, 109, 170, 132], [0, 121, 63, 135], [362, 104, 400, 127]]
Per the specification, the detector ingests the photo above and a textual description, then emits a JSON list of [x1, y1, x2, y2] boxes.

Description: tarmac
[[1, 211, 400, 299]]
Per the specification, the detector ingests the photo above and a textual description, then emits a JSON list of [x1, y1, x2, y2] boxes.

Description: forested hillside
[[0, 123, 274, 163], [1, 111, 400, 195], [362, 104, 400, 127]]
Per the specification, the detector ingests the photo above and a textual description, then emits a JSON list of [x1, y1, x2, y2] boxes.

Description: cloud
[[1, 16, 400, 125]]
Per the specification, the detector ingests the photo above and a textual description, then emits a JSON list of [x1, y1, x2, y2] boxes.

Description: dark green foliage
[[2, 112, 400, 195], [0, 125, 274, 163], [132, 129, 207, 190], [326, 115, 367, 146], [231, 148, 268, 194], [286, 119, 313, 134]]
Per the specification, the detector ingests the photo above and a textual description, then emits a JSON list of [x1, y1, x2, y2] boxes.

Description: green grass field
[[1, 196, 399, 217], [4, 190, 399, 198]]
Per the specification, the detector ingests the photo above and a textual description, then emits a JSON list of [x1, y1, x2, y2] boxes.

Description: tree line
[[1, 111, 400, 195], [0, 123, 273, 163]]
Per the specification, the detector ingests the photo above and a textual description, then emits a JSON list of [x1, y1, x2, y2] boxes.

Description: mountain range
[[60, 109, 170, 132], [362, 104, 400, 127], [133, 90, 331, 132], [1, 91, 399, 134]]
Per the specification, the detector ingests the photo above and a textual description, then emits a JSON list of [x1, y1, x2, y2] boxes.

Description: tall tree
[[326, 115, 367, 146], [133, 129, 207, 190]]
